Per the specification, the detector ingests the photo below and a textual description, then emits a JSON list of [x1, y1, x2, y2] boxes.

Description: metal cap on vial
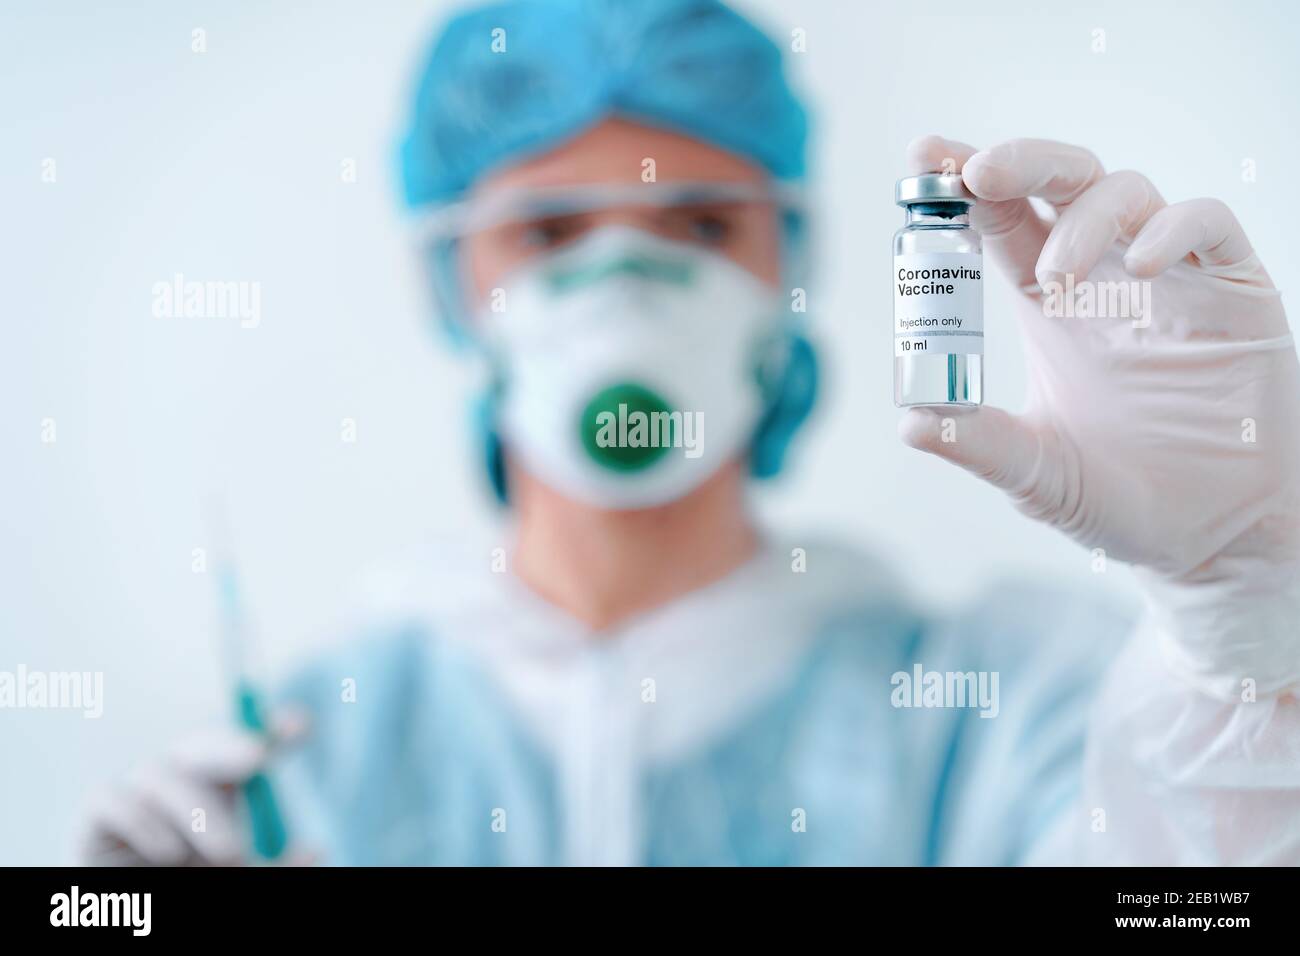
[[895, 173, 976, 207]]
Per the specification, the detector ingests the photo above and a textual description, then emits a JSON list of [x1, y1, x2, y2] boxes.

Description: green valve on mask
[[580, 382, 675, 472]]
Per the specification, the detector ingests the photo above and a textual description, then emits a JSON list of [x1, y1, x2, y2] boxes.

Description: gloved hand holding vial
[[898, 134, 1300, 702]]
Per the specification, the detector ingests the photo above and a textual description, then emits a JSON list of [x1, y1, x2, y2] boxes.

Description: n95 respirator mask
[[477, 227, 783, 510]]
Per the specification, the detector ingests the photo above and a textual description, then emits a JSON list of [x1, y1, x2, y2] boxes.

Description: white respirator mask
[[476, 226, 784, 510]]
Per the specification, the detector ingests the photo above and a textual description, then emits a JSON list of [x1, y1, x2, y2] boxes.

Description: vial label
[[894, 252, 983, 357]]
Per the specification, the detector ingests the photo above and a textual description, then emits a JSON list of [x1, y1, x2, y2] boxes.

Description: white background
[[3, 0, 1297, 863]]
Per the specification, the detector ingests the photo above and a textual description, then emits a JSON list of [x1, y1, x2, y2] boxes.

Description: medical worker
[[82, 0, 1300, 865]]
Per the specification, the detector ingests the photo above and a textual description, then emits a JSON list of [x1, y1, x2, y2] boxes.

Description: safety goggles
[[413, 180, 809, 338], [415, 180, 805, 242]]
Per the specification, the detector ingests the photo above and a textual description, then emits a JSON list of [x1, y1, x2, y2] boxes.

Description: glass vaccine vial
[[893, 173, 983, 406]]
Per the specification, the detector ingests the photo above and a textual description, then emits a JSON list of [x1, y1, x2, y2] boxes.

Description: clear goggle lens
[[414, 180, 807, 329], [416, 180, 803, 243]]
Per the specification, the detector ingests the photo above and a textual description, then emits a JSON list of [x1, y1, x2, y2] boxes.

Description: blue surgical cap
[[399, 0, 809, 207]]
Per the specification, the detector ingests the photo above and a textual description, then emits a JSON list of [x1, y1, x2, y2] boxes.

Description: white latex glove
[[898, 135, 1300, 699], [79, 711, 311, 866]]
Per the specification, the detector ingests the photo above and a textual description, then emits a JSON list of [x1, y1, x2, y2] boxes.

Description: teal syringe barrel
[[236, 681, 288, 861]]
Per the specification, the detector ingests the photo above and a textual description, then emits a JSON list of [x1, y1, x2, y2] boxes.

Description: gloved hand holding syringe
[[77, 500, 310, 866]]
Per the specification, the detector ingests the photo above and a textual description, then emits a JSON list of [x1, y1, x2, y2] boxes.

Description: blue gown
[[272, 538, 1131, 865]]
